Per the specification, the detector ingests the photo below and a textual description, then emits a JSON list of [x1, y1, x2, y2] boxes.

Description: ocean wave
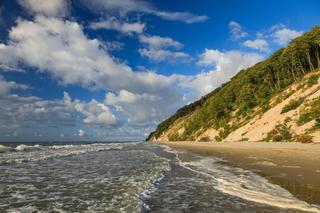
[[0, 143, 125, 164], [15, 144, 40, 152], [161, 145, 320, 213], [0, 144, 11, 153]]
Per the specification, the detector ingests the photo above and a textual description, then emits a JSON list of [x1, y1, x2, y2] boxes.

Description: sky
[[0, 0, 319, 142]]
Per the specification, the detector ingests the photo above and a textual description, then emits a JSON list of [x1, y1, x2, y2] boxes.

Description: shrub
[[312, 118, 320, 130], [297, 134, 313, 143], [281, 98, 304, 114], [297, 97, 320, 125], [168, 132, 181, 141], [264, 124, 293, 142], [214, 135, 222, 142], [199, 136, 211, 142], [307, 74, 320, 87], [261, 102, 270, 112]]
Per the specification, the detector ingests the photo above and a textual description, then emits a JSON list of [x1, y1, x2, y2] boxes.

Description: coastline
[[156, 141, 320, 205]]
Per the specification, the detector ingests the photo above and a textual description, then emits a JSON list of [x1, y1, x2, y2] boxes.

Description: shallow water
[[0, 141, 319, 212]]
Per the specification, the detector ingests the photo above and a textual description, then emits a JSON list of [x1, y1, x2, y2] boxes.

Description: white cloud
[[255, 24, 303, 47], [139, 48, 190, 62], [74, 99, 118, 126], [18, 0, 69, 17], [273, 28, 303, 46], [229, 21, 248, 40], [0, 16, 180, 95], [105, 89, 159, 105], [80, 0, 207, 24], [0, 94, 75, 129], [89, 17, 145, 34], [138, 35, 189, 62], [139, 35, 183, 50], [0, 75, 29, 96], [150, 11, 208, 24], [0, 88, 119, 130], [104, 89, 180, 123], [242, 39, 270, 52], [62, 92, 118, 126], [180, 49, 264, 98], [78, 129, 85, 137]]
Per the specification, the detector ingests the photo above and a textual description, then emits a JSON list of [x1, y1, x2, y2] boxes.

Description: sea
[[0, 141, 319, 213]]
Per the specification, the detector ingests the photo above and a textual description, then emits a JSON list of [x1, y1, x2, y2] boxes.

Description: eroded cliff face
[[151, 71, 320, 143]]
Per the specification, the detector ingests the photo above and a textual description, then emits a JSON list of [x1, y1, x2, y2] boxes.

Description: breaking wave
[[0, 143, 124, 164]]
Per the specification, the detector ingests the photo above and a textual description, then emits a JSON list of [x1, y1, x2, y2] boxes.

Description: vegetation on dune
[[147, 26, 320, 141], [297, 97, 320, 126], [297, 134, 313, 143], [307, 74, 320, 87], [264, 123, 293, 142], [281, 98, 304, 114], [146, 85, 224, 140], [199, 136, 211, 142], [297, 73, 320, 90]]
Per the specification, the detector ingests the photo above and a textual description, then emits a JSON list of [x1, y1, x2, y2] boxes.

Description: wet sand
[[157, 141, 320, 205]]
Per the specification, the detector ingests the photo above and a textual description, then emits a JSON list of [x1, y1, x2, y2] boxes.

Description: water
[[0, 142, 319, 213]]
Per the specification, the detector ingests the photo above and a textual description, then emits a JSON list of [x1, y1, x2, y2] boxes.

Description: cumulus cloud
[[254, 24, 303, 47], [272, 28, 303, 46], [18, 0, 69, 17], [89, 17, 145, 34], [0, 89, 119, 131], [139, 48, 190, 62], [138, 35, 190, 62], [139, 35, 183, 49], [0, 75, 29, 95], [0, 16, 180, 94], [242, 39, 270, 52], [105, 89, 181, 124], [63, 92, 118, 126], [105, 89, 159, 105], [75, 99, 118, 126], [0, 15, 186, 130], [80, 0, 208, 24], [0, 94, 75, 129], [179, 49, 264, 98], [229, 21, 248, 40]]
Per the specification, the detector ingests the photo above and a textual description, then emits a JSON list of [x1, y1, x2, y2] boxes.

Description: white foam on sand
[[161, 144, 320, 213]]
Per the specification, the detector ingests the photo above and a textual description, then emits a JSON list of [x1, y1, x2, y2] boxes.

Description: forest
[[147, 25, 320, 141]]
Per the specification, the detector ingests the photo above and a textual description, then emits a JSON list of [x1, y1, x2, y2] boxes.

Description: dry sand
[[157, 141, 320, 205]]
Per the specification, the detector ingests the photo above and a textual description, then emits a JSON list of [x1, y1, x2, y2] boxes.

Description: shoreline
[[156, 141, 320, 205]]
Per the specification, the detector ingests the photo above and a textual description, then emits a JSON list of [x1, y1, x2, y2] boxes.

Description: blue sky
[[0, 0, 319, 141]]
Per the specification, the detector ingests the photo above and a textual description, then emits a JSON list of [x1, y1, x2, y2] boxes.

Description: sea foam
[[161, 144, 320, 213]]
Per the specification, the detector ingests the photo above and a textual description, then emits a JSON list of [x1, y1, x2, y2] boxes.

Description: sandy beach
[[157, 141, 320, 205]]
